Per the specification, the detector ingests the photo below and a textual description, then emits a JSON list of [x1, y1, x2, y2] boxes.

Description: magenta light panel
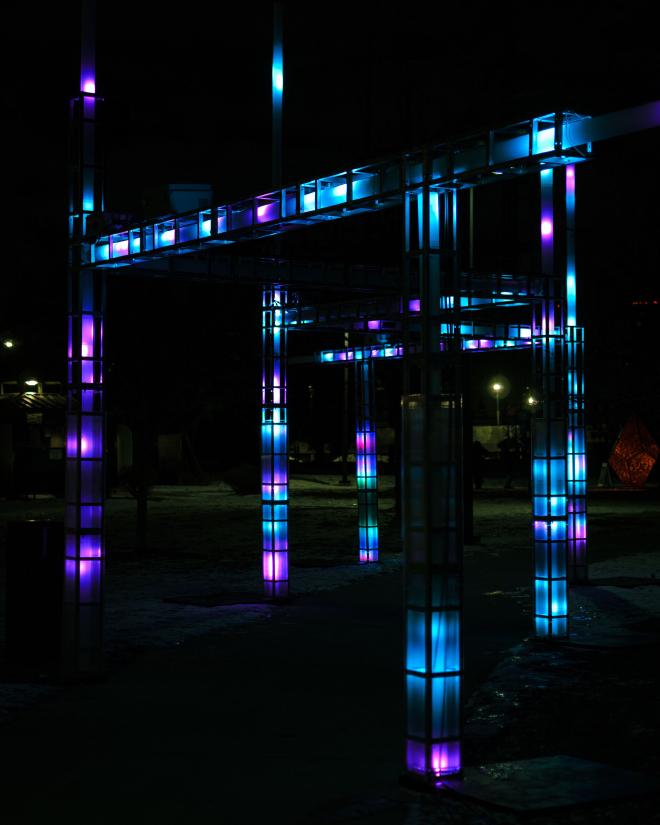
[[262, 287, 289, 599]]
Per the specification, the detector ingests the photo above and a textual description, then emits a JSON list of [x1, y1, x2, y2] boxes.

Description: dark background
[[2, 2, 659, 471]]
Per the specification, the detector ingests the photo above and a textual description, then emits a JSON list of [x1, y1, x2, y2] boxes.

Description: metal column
[[403, 171, 463, 781], [262, 286, 289, 600], [64, 0, 105, 676], [565, 165, 588, 582], [355, 358, 378, 563], [532, 162, 569, 638]]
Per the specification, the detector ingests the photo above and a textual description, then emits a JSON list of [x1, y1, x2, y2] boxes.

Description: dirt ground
[[0, 477, 659, 823]]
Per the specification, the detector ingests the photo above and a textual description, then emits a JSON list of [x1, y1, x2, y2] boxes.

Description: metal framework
[[86, 104, 660, 271], [262, 287, 289, 599], [65, 2, 105, 677], [402, 180, 462, 778], [531, 167, 569, 639], [64, 0, 660, 786], [355, 359, 378, 563]]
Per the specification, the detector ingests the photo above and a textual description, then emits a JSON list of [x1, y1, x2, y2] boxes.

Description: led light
[[272, 67, 283, 92], [541, 219, 553, 237], [82, 80, 96, 94]]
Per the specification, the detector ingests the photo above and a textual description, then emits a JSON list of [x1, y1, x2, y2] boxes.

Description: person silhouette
[[472, 440, 488, 490]]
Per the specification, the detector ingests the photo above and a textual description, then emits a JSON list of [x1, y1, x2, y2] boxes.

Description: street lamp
[[2, 339, 15, 349], [491, 381, 503, 425]]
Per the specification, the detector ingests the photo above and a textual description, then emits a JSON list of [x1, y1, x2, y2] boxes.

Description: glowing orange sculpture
[[609, 415, 659, 488]]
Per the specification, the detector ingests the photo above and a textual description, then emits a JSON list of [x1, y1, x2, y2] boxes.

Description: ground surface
[[0, 477, 659, 823]]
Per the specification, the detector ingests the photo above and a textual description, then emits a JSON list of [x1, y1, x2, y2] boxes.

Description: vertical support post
[[403, 171, 463, 782], [565, 165, 588, 582], [532, 166, 569, 638], [262, 287, 289, 600], [64, 0, 105, 677], [339, 331, 351, 484], [272, 1, 284, 188], [461, 359, 475, 544], [355, 359, 378, 563]]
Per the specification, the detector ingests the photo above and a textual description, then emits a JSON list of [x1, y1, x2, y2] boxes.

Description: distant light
[[25, 379, 39, 387], [492, 382, 503, 392], [82, 80, 96, 94], [272, 67, 283, 92], [527, 395, 538, 406], [2, 339, 14, 349], [541, 219, 553, 237]]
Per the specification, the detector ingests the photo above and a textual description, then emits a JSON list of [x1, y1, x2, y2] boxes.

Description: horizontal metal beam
[[84, 101, 660, 275], [309, 331, 533, 364], [109, 253, 400, 292]]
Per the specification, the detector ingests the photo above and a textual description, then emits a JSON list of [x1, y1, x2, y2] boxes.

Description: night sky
[[3, 3, 660, 464]]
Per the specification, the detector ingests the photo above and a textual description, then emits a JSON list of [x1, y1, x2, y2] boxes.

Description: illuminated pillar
[[403, 176, 463, 781], [355, 359, 378, 563], [64, 0, 105, 677], [262, 287, 288, 600], [532, 166, 568, 638], [272, 2, 283, 187], [565, 165, 588, 582]]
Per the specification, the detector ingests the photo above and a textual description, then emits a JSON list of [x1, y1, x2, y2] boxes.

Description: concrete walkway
[[1, 537, 533, 825]]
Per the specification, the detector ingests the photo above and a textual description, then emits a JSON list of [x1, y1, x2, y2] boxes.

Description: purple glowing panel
[[80, 506, 103, 529], [80, 417, 102, 458], [406, 740, 461, 778], [81, 316, 95, 358], [81, 390, 97, 413], [256, 201, 279, 223], [263, 551, 288, 582], [65, 556, 101, 601], [81, 360, 95, 384]]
